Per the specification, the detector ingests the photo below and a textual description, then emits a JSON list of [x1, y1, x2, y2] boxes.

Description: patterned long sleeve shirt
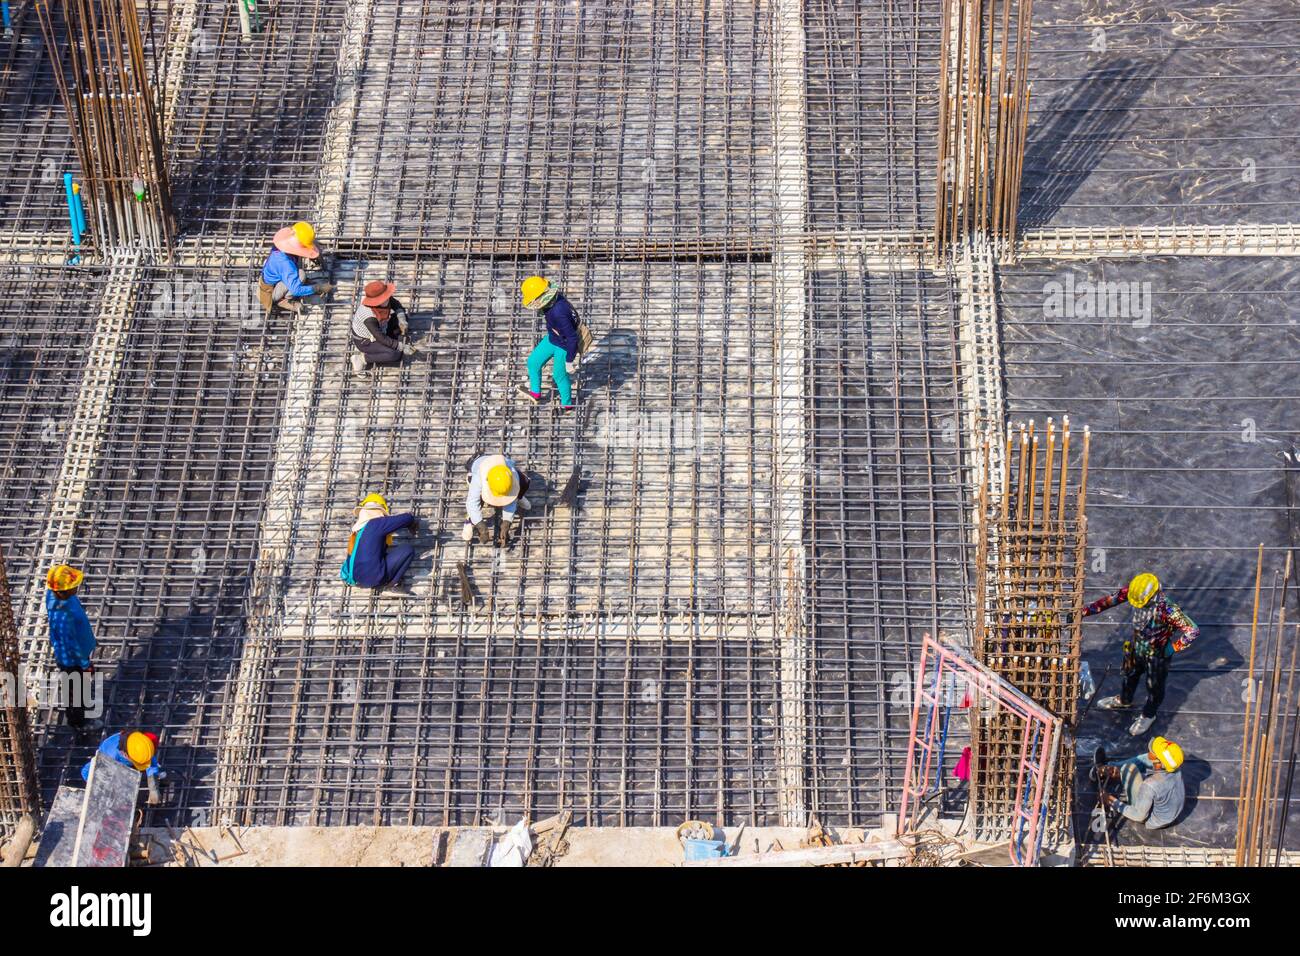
[[1083, 585, 1199, 656]]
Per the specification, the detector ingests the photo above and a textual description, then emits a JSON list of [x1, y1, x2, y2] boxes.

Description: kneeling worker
[[340, 493, 419, 595], [1098, 736, 1185, 831], [81, 729, 166, 805], [463, 454, 531, 546], [259, 221, 333, 317]]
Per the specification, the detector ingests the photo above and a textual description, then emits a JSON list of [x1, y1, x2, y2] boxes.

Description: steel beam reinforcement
[[1, 0, 1297, 844]]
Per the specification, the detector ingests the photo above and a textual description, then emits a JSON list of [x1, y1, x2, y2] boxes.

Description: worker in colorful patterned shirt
[[1084, 572, 1199, 736], [45, 564, 97, 731]]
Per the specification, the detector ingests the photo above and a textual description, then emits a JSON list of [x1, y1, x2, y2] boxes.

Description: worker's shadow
[[578, 329, 637, 398]]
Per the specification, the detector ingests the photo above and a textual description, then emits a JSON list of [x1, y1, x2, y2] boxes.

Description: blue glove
[[1163, 640, 1176, 658]]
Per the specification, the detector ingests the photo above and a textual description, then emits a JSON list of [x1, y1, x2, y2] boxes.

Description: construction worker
[[1096, 736, 1186, 830], [339, 493, 419, 595], [45, 565, 96, 731], [462, 454, 531, 547], [350, 279, 414, 372], [80, 729, 166, 805], [1084, 572, 1198, 736], [258, 221, 334, 317], [516, 276, 580, 410]]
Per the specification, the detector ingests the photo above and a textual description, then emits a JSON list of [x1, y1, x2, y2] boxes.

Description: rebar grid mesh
[[165, 3, 350, 244], [2, 0, 1295, 844], [25, 266, 289, 825], [971, 421, 1089, 842], [804, 0, 942, 232], [0, 265, 107, 587], [805, 259, 974, 822], [999, 257, 1300, 848], [340, 1, 774, 244]]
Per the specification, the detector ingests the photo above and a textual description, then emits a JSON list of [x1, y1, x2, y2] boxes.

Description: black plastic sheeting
[[1022, 0, 1300, 228], [999, 255, 1300, 849]]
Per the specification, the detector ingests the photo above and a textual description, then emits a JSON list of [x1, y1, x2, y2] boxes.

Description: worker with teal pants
[[516, 276, 580, 410]]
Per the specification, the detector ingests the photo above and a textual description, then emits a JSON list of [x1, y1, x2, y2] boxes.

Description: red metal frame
[[897, 633, 1062, 866]]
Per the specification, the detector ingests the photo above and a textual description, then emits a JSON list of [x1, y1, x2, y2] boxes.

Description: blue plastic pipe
[[73, 183, 87, 237], [63, 173, 81, 247], [2, 3, 12, 37]]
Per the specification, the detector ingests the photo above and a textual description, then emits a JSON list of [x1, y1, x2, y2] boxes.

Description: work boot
[[1128, 714, 1156, 736], [1095, 695, 1132, 711], [517, 496, 531, 512], [516, 384, 541, 405], [351, 353, 367, 373], [379, 583, 414, 599]]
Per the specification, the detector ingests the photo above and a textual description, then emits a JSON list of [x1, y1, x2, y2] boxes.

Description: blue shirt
[[80, 733, 162, 782], [46, 590, 96, 669], [466, 455, 520, 525], [543, 295, 580, 362], [260, 248, 314, 298], [349, 513, 417, 588]]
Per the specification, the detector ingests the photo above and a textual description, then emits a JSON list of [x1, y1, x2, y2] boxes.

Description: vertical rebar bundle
[[934, 0, 1033, 252], [971, 418, 1089, 842], [1235, 547, 1298, 867], [0, 545, 39, 841], [35, 0, 175, 252]]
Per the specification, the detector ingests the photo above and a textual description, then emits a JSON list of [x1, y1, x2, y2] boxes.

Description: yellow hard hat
[[124, 731, 157, 771], [487, 464, 514, 498], [358, 492, 389, 513], [521, 276, 550, 308], [1150, 736, 1183, 772], [293, 221, 317, 249], [1127, 572, 1160, 608], [47, 564, 84, 592]]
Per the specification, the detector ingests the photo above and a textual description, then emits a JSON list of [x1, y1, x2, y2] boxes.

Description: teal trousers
[[527, 337, 572, 405]]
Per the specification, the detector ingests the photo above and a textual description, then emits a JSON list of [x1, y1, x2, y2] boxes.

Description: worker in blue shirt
[[516, 276, 581, 410], [258, 221, 333, 317], [339, 493, 420, 596], [45, 564, 97, 730], [81, 730, 166, 805]]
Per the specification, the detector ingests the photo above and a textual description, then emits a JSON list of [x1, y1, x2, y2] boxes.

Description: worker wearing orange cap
[[45, 565, 97, 730], [258, 221, 334, 317], [81, 729, 166, 805]]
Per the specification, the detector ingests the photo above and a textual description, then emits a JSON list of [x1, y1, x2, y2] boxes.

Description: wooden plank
[[32, 787, 85, 867], [72, 754, 139, 867]]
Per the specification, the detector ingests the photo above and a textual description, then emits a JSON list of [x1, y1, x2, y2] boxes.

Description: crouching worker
[[463, 454, 531, 548], [82, 729, 166, 805], [340, 493, 419, 596], [351, 279, 414, 373], [1098, 736, 1186, 831], [258, 221, 334, 318]]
